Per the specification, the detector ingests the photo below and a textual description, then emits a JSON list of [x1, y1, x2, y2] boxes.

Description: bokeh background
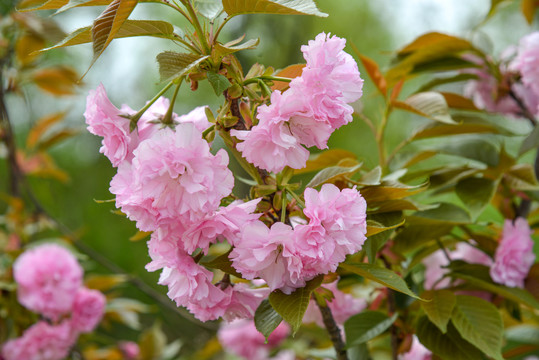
[[3, 0, 539, 355]]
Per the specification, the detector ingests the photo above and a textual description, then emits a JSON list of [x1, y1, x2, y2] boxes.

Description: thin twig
[[315, 298, 348, 360]]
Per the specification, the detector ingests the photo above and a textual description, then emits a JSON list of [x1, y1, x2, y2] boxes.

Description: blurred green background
[[3, 0, 539, 355]]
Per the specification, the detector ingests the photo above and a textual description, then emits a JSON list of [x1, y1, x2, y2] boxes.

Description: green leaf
[[449, 271, 539, 309], [207, 71, 232, 95], [367, 199, 424, 213], [417, 73, 478, 92], [139, 322, 167, 360], [339, 263, 423, 300], [364, 230, 392, 264], [305, 163, 361, 188], [416, 316, 484, 360], [254, 299, 283, 341], [420, 290, 456, 334], [201, 250, 242, 278], [487, 0, 511, 19], [365, 211, 404, 237], [156, 52, 209, 82], [451, 295, 504, 360], [54, 0, 113, 13], [344, 311, 398, 347], [519, 124, 539, 156], [357, 166, 382, 186], [455, 177, 497, 221], [408, 203, 471, 225], [90, 0, 139, 69], [268, 275, 323, 335], [360, 180, 429, 203], [348, 344, 370, 360], [394, 91, 455, 124], [222, 0, 328, 17], [295, 149, 357, 175], [214, 38, 260, 58], [433, 137, 500, 167], [411, 122, 504, 141], [41, 20, 175, 51], [504, 163, 539, 190], [505, 324, 539, 345], [386, 32, 479, 85], [195, 0, 223, 19], [393, 224, 454, 254]]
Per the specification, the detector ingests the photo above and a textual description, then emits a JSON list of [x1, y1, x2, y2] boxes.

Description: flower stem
[[315, 298, 349, 360], [184, 0, 211, 54], [243, 75, 293, 86], [128, 81, 174, 126]]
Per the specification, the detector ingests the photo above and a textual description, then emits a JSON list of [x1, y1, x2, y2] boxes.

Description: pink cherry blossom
[[181, 199, 262, 254], [303, 280, 367, 326], [423, 242, 493, 290], [70, 287, 106, 333], [119, 341, 140, 360], [218, 319, 290, 360], [511, 32, 539, 97], [398, 336, 432, 360], [177, 106, 211, 133], [110, 124, 234, 231], [301, 33, 363, 104], [231, 221, 306, 294], [1, 320, 75, 360], [232, 97, 310, 173], [490, 218, 536, 288], [13, 244, 83, 321], [296, 184, 367, 276], [85, 84, 136, 167], [222, 283, 270, 322], [232, 33, 363, 172]]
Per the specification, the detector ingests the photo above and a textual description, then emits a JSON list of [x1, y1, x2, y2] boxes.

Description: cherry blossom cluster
[[84, 32, 367, 322], [232, 32, 364, 173], [423, 217, 535, 289], [465, 32, 539, 118], [86, 85, 268, 322], [231, 184, 367, 294], [2, 244, 106, 360]]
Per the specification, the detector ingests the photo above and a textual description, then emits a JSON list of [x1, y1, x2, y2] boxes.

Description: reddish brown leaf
[[27, 112, 66, 149], [271, 63, 305, 91], [350, 42, 387, 96], [32, 66, 79, 95]]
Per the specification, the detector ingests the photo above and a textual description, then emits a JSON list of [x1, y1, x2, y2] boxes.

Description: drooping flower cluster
[[2, 244, 106, 360], [217, 319, 291, 360], [231, 184, 367, 294], [232, 33, 364, 173], [85, 86, 266, 321], [85, 32, 368, 322], [490, 217, 536, 288]]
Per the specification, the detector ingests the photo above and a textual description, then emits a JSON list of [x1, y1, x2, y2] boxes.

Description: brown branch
[[0, 65, 21, 196], [509, 89, 537, 126], [316, 298, 348, 360]]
